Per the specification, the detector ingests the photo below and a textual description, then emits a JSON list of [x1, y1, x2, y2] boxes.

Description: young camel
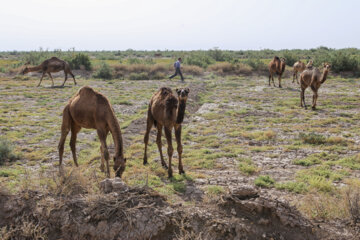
[[300, 63, 331, 110], [58, 86, 126, 178], [143, 87, 190, 178], [22, 57, 76, 87], [268, 56, 286, 88], [292, 60, 313, 84]]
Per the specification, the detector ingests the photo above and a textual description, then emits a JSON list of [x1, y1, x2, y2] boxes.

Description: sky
[[1, 0, 359, 51]]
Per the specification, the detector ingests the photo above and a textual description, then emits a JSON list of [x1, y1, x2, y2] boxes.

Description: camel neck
[[176, 99, 187, 124], [320, 70, 329, 84], [28, 65, 42, 72], [108, 114, 124, 159]]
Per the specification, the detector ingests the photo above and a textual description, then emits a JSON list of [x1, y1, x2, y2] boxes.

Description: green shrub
[[0, 138, 19, 165], [150, 72, 166, 80], [129, 72, 149, 80], [275, 181, 308, 193], [283, 51, 298, 66], [68, 53, 92, 70], [94, 63, 112, 80], [184, 53, 214, 68], [330, 51, 358, 73], [254, 175, 275, 188], [245, 58, 267, 71], [299, 133, 326, 145]]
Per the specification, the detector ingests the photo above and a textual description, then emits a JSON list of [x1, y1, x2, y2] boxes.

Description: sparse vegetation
[[0, 138, 19, 164], [255, 175, 275, 188]]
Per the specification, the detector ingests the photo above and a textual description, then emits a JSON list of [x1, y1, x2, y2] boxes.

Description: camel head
[[176, 88, 190, 101], [323, 63, 331, 71], [114, 156, 126, 178], [22, 67, 30, 75], [280, 57, 286, 63]]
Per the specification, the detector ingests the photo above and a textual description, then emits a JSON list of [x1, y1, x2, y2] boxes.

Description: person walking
[[169, 58, 184, 82]]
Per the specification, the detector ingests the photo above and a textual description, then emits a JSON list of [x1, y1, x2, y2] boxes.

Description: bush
[[68, 53, 92, 70], [283, 51, 298, 66], [129, 72, 149, 80], [0, 138, 19, 165], [255, 175, 275, 188], [150, 72, 166, 80], [245, 58, 267, 71], [330, 51, 358, 73], [207, 62, 252, 75], [94, 63, 112, 80], [184, 53, 214, 68], [299, 133, 326, 145], [182, 65, 203, 76]]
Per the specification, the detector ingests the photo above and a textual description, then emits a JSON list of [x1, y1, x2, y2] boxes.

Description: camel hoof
[[279, 85, 282, 88], [179, 169, 185, 175], [312, 106, 316, 110], [168, 170, 173, 178], [143, 160, 148, 166], [162, 164, 168, 170]]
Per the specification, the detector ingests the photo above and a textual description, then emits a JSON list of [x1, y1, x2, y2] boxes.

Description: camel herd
[[268, 56, 331, 110], [20, 56, 332, 178]]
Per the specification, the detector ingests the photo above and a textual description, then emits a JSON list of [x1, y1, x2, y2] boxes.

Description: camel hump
[[159, 87, 173, 96], [50, 57, 61, 61], [78, 86, 97, 96]]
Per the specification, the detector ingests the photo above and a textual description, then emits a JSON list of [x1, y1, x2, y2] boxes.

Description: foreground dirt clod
[[0, 180, 328, 240]]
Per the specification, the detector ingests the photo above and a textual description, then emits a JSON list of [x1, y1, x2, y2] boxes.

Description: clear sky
[[1, 0, 359, 51]]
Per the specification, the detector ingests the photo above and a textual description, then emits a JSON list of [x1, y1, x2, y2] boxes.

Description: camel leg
[[156, 124, 168, 169], [47, 72, 54, 87], [164, 127, 173, 178], [143, 114, 154, 165], [301, 88, 307, 109], [311, 88, 318, 110], [70, 124, 81, 167], [58, 106, 71, 172], [268, 74, 271, 86], [61, 71, 68, 87], [278, 74, 282, 88], [70, 71, 77, 85], [175, 125, 185, 174], [37, 72, 46, 87], [97, 129, 110, 178], [272, 74, 275, 87], [293, 71, 296, 83], [99, 129, 110, 172]]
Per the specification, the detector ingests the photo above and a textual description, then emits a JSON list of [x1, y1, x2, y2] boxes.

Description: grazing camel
[[143, 87, 189, 178], [268, 56, 286, 88], [58, 86, 126, 178], [292, 60, 313, 84], [22, 57, 76, 87], [300, 63, 331, 110]]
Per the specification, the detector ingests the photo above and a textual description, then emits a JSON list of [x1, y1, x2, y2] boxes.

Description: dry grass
[[207, 62, 252, 75]]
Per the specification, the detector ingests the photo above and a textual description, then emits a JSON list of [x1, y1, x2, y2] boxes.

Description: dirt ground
[[1, 72, 360, 239]]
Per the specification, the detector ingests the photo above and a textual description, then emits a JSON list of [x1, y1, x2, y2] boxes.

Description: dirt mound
[[0, 181, 330, 240]]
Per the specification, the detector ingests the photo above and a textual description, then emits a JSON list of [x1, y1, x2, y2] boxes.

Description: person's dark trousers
[[169, 68, 184, 81]]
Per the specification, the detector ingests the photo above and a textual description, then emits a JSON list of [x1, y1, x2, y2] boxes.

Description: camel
[[143, 87, 190, 178], [268, 56, 286, 88], [58, 86, 126, 178], [22, 57, 76, 87], [300, 63, 331, 110], [292, 60, 313, 84]]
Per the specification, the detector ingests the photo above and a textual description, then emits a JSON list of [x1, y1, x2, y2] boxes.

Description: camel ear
[[185, 88, 190, 93], [176, 88, 181, 94]]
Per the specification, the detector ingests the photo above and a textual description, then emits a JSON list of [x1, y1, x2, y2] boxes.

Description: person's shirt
[[174, 60, 181, 69]]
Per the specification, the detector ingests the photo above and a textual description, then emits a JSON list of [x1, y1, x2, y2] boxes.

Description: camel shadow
[[43, 85, 73, 89]]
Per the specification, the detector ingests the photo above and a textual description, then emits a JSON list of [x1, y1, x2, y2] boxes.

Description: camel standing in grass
[[300, 63, 331, 110], [293, 60, 313, 84], [143, 87, 189, 178], [58, 86, 126, 178], [22, 57, 76, 87], [268, 56, 286, 88]]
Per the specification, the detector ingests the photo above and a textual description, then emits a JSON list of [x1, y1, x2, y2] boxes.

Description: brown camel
[[292, 60, 313, 84], [58, 86, 126, 178], [300, 63, 331, 110], [22, 57, 76, 87], [143, 87, 189, 178], [268, 56, 286, 88]]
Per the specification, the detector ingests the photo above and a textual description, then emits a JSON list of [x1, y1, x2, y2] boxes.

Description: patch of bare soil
[[0, 181, 334, 240]]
